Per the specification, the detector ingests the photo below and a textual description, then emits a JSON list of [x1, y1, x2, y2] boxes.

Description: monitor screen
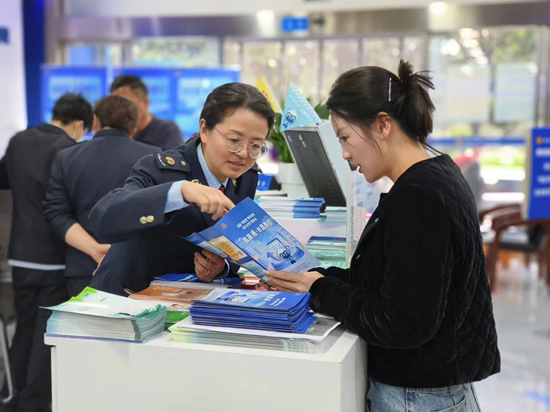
[[284, 127, 351, 207]]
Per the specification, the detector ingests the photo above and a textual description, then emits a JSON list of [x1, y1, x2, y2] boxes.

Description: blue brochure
[[184, 198, 320, 281], [191, 289, 309, 311], [154, 273, 243, 286]]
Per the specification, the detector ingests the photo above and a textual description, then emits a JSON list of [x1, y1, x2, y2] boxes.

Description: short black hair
[[110, 75, 148, 96], [199, 83, 275, 136], [52, 93, 94, 132]]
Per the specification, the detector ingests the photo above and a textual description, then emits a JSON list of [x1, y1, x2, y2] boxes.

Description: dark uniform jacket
[[310, 154, 500, 389], [0, 124, 76, 264], [43, 129, 160, 278], [135, 117, 183, 151], [89, 138, 259, 296]]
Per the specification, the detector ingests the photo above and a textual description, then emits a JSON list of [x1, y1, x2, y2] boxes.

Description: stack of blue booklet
[[255, 197, 325, 219], [189, 289, 317, 333]]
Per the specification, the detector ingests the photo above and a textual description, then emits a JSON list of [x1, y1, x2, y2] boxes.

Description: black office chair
[[0, 313, 15, 405], [0, 243, 15, 406]]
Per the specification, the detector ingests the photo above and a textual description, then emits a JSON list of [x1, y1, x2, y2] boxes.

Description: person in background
[[88, 83, 274, 296], [0, 94, 93, 412], [455, 148, 485, 210], [110, 75, 183, 151], [43, 95, 160, 297], [266, 61, 500, 412]]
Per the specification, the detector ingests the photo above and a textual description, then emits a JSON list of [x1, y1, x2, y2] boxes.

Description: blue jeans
[[366, 379, 482, 412]]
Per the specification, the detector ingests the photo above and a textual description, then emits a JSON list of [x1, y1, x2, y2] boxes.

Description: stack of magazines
[[44, 287, 166, 342], [306, 236, 347, 269], [170, 316, 340, 353], [129, 284, 213, 327], [189, 289, 317, 333], [256, 197, 325, 219], [151, 273, 243, 289], [321, 206, 347, 223]]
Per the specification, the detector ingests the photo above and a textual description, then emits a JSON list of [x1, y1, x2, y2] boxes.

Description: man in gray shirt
[[111, 75, 183, 151]]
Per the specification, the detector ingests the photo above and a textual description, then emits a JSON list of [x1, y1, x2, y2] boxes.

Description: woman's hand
[[265, 271, 324, 293], [194, 251, 227, 282], [90, 243, 111, 264], [181, 181, 235, 220]]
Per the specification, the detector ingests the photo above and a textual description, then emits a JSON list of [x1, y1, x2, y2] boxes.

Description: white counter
[[46, 327, 367, 412]]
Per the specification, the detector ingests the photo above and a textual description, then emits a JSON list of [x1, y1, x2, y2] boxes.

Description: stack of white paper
[[170, 316, 340, 353]]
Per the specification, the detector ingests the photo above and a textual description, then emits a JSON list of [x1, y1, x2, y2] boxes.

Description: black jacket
[[43, 129, 160, 278], [0, 124, 76, 264], [310, 154, 500, 388], [89, 138, 259, 296]]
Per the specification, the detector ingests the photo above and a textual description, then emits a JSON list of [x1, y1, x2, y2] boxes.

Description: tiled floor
[[476, 260, 550, 412]]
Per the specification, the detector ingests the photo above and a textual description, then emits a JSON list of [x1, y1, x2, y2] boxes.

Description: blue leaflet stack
[[189, 289, 317, 333], [255, 197, 325, 219]]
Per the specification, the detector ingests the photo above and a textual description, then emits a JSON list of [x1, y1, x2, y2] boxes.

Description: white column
[[0, 0, 26, 156]]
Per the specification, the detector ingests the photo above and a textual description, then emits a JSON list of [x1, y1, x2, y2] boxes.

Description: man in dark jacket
[[0, 94, 93, 412], [111, 75, 183, 151], [44, 95, 160, 297]]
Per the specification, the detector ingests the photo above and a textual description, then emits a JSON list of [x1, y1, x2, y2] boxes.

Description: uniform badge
[[166, 157, 175, 165], [181, 161, 187, 166], [232, 179, 237, 188], [157, 153, 166, 166], [191, 179, 201, 184]]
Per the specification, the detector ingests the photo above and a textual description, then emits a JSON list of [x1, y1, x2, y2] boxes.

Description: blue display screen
[[41, 66, 240, 140], [526, 128, 550, 219], [41, 66, 107, 124]]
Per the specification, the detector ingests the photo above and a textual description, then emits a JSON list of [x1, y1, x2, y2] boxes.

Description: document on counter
[[185, 198, 321, 282]]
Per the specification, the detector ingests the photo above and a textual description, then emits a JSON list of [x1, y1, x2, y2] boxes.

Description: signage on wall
[[281, 17, 309, 33], [41, 66, 108, 124], [0, 27, 9, 44], [524, 127, 550, 220], [41, 66, 240, 140]]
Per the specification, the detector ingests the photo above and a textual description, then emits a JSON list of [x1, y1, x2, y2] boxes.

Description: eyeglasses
[[211, 126, 269, 160]]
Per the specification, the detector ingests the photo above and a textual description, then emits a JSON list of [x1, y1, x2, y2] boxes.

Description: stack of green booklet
[[44, 287, 167, 342]]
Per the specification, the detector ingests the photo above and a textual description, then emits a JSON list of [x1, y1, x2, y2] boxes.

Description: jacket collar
[[38, 123, 76, 144], [196, 142, 228, 190], [93, 129, 130, 140], [182, 138, 244, 226]]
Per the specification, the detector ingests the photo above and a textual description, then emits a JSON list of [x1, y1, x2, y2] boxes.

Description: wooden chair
[[480, 204, 550, 291]]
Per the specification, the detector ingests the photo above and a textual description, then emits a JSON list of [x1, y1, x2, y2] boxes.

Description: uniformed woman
[[89, 83, 275, 296]]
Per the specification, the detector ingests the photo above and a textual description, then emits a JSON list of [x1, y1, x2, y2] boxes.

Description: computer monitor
[[283, 122, 352, 207]]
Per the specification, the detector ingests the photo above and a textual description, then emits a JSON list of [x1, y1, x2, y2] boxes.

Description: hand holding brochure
[[185, 198, 321, 281]]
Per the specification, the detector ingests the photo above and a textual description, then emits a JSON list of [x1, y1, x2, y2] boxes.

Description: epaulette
[[250, 163, 262, 173], [156, 152, 190, 172]]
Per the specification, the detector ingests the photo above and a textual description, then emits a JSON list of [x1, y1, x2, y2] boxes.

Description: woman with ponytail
[[267, 61, 500, 411]]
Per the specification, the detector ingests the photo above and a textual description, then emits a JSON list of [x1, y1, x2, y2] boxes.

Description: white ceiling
[[64, 0, 543, 18]]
